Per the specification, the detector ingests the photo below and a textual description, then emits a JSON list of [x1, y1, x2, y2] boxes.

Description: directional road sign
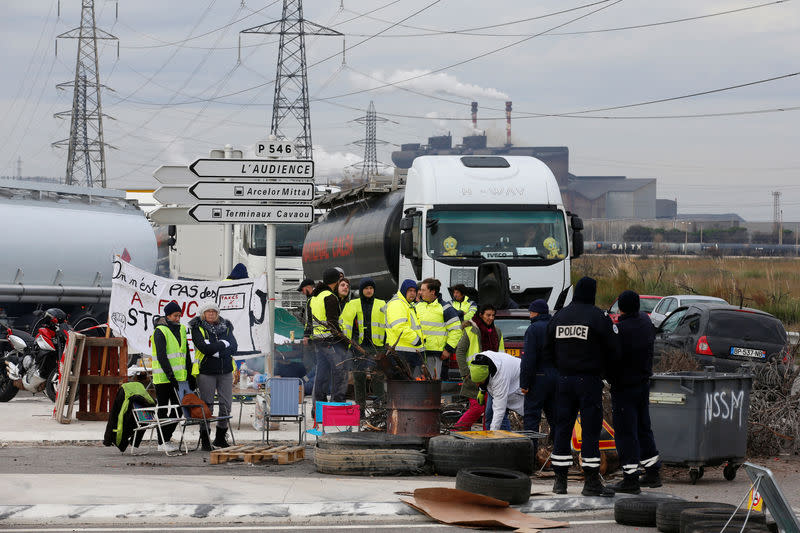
[[153, 165, 197, 184], [188, 204, 313, 224], [191, 181, 314, 201], [149, 206, 196, 225], [189, 159, 314, 179]]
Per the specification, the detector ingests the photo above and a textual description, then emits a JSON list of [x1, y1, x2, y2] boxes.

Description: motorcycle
[[0, 308, 71, 402]]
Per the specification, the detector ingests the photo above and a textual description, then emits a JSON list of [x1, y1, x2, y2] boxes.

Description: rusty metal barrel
[[386, 380, 442, 437]]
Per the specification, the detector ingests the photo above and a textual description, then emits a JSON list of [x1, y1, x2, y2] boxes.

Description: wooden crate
[[76, 337, 128, 421], [210, 444, 306, 465]]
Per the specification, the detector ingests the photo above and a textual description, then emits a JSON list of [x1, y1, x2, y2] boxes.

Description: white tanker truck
[[0, 178, 159, 332], [303, 155, 584, 310]]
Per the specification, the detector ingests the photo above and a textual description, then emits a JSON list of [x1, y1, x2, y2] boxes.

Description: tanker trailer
[[0, 179, 158, 331], [303, 155, 584, 310]]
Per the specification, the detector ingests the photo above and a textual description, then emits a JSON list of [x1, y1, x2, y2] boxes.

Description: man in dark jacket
[[544, 277, 619, 497], [609, 290, 661, 493], [310, 267, 348, 405], [520, 299, 556, 449]]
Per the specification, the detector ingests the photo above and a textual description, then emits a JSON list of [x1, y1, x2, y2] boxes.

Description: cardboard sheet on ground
[[400, 487, 568, 530]]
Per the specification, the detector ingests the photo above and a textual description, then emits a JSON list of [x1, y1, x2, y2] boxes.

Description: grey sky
[[1, 0, 799, 221]]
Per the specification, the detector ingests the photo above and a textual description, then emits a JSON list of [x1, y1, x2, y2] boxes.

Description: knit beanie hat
[[360, 278, 376, 291], [164, 301, 181, 316], [323, 267, 340, 285], [618, 290, 640, 313], [197, 301, 220, 317], [528, 299, 549, 314], [227, 263, 249, 280]]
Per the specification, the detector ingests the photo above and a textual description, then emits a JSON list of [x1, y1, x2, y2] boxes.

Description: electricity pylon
[[349, 101, 393, 180]]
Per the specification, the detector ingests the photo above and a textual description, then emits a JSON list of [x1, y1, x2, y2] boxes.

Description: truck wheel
[[455, 467, 531, 504], [0, 372, 19, 402], [314, 447, 426, 475]]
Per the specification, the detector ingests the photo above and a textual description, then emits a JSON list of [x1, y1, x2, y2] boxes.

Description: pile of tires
[[427, 435, 533, 476], [455, 467, 531, 505], [614, 496, 680, 527], [313, 432, 426, 476], [655, 501, 737, 533], [679, 508, 768, 533]]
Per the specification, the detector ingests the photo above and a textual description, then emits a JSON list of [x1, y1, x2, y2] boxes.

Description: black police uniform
[[544, 277, 619, 495], [521, 312, 556, 434], [610, 295, 660, 489]]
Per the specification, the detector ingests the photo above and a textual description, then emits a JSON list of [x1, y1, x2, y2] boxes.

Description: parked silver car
[[649, 294, 727, 327]]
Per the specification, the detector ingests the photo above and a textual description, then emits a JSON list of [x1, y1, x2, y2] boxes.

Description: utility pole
[[240, 0, 342, 160], [53, 0, 117, 188], [16, 157, 21, 179], [349, 101, 393, 184], [772, 191, 782, 240]]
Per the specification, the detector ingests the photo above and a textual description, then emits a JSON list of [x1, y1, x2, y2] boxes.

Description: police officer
[[341, 278, 387, 411], [609, 290, 661, 494], [310, 267, 348, 404], [416, 278, 461, 380], [385, 279, 424, 376], [520, 299, 557, 454], [545, 277, 619, 497]]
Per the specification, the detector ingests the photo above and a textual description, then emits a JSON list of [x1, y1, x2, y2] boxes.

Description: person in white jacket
[[468, 351, 524, 431]]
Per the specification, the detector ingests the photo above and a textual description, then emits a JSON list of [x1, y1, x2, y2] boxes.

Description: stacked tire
[[313, 432, 426, 476], [455, 467, 531, 505], [679, 508, 768, 533], [427, 435, 533, 476], [614, 496, 679, 527]]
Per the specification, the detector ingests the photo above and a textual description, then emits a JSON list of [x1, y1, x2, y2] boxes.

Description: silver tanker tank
[[303, 190, 403, 299]]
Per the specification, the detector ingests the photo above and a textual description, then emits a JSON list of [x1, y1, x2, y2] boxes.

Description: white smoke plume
[[350, 69, 509, 101]]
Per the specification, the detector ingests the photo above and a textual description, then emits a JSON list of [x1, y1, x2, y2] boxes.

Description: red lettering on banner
[[185, 300, 198, 318], [130, 292, 144, 308], [158, 299, 169, 313]]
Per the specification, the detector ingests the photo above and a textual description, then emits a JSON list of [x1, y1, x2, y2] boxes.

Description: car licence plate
[[730, 347, 766, 358], [506, 348, 521, 357]]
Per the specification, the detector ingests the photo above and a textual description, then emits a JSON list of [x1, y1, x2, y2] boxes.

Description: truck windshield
[[246, 224, 308, 257], [425, 209, 567, 260]]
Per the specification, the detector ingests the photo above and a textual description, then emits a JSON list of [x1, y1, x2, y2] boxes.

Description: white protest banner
[[109, 258, 270, 357]]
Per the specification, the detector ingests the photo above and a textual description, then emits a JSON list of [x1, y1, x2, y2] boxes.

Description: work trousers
[[154, 382, 181, 444], [453, 398, 485, 431], [425, 350, 445, 381], [197, 372, 233, 430], [313, 342, 348, 403], [353, 343, 385, 410], [523, 368, 558, 433], [551, 374, 604, 474], [398, 350, 422, 378], [611, 381, 661, 476]]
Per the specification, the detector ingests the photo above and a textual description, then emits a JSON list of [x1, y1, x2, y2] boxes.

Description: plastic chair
[[262, 377, 305, 444]]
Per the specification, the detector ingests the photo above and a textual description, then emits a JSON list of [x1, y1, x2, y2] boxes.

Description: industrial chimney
[[505, 101, 512, 147], [471, 101, 478, 130]]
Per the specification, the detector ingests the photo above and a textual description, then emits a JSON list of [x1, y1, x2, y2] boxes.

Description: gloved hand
[[477, 390, 485, 405], [221, 340, 230, 348]]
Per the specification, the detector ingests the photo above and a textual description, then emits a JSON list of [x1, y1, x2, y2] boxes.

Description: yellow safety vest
[[341, 298, 386, 347], [310, 289, 334, 339], [150, 324, 188, 384], [191, 325, 237, 376], [452, 296, 477, 322], [385, 291, 423, 353], [464, 325, 505, 364], [416, 299, 460, 352]]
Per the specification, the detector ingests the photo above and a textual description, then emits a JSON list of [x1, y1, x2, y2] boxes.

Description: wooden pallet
[[210, 444, 306, 465]]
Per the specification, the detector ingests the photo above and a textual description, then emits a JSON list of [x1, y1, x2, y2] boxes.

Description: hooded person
[[341, 278, 387, 411], [543, 276, 620, 497], [189, 300, 238, 450], [468, 351, 524, 431], [384, 279, 424, 376], [225, 263, 249, 281], [608, 290, 661, 494], [309, 267, 349, 408], [149, 300, 192, 453], [520, 299, 557, 446]]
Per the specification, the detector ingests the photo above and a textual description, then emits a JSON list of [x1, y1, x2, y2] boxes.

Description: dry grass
[[574, 255, 800, 329]]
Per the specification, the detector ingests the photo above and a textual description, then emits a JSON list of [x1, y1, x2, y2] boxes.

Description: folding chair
[[306, 401, 360, 438], [130, 402, 184, 456], [261, 377, 305, 444], [177, 398, 236, 453]]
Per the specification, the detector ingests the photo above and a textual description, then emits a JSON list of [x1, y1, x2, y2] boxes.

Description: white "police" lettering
[[556, 325, 589, 340]]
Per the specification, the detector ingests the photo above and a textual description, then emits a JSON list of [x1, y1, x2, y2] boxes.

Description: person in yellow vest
[[416, 278, 461, 380], [452, 303, 505, 431], [310, 267, 349, 406], [341, 278, 386, 411], [150, 300, 193, 453], [385, 279, 424, 377], [189, 301, 237, 451], [450, 284, 477, 322]]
